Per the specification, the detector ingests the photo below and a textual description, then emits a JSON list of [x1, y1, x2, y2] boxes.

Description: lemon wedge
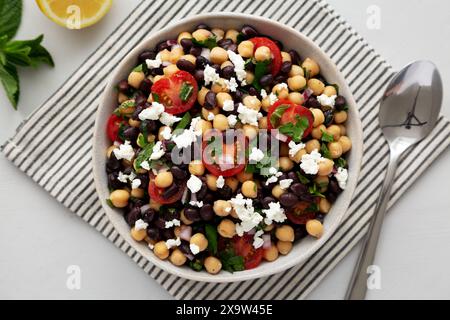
[[36, 0, 113, 29]]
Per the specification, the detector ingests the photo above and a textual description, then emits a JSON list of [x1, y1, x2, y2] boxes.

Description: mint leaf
[[320, 143, 332, 159], [179, 83, 194, 102], [269, 104, 290, 128], [4, 35, 54, 67], [0, 63, 19, 108], [279, 115, 309, 142], [134, 142, 155, 169], [321, 130, 334, 143], [205, 224, 218, 255], [253, 60, 270, 90], [192, 36, 217, 50], [0, 0, 22, 41]]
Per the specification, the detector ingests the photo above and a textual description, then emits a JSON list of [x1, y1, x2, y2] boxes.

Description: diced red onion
[[247, 228, 256, 235], [167, 39, 178, 47], [181, 187, 189, 204], [184, 253, 195, 261], [303, 88, 314, 100], [262, 234, 272, 249], [179, 226, 192, 241]]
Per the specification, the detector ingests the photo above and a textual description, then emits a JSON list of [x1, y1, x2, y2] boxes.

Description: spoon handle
[[345, 154, 399, 300]]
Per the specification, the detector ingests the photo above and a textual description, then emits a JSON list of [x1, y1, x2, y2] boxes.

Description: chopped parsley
[[205, 224, 218, 255], [278, 115, 310, 143], [321, 130, 334, 143], [192, 36, 217, 50], [308, 183, 325, 198], [320, 142, 332, 159], [269, 104, 290, 128], [174, 112, 191, 131], [152, 93, 160, 102], [134, 142, 155, 169], [335, 157, 347, 168], [296, 172, 310, 185], [219, 248, 245, 273]]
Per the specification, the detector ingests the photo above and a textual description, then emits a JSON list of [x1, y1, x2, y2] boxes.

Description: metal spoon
[[346, 60, 443, 300]]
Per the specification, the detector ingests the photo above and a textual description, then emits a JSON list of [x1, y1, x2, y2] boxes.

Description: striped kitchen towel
[[2, 0, 449, 299]]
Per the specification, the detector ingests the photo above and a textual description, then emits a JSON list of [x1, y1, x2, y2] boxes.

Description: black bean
[[125, 207, 142, 227], [142, 209, 156, 224], [139, 79, 152, 95], [278, 173, 288, 181], [150, 67, 164, 76], [118, 80, 129, 93], [135, 93, 147, 106], [280, 193, 299, 207], [203, 193, 215, 204], [140, 119, 157, 133], [123, 127, 139, 144], [190, 46, 202, 57], [323, 110, 334, 126], [217, 185, 232, 200], [169, 167, 185, 181], [196, 184, 208, 200], [262, 196, 276, 209], [280, 61, 292, 74], [335, 95, 347, 110], [138, 50, 156, 63], [184, 208, 201, 222], [200, 204, 214, 221], [137, 174, 149, 189], [241, 25, 258, 37], [226, 43, 238, 53], [154, 217, 166, 229], [248, 87, 258, 96], [259, 74, 273, 87], [196, 23, 210, 30], [316, 213, 325, 223], [294, 225, 307, 241], [218, 38, 233, 48], [108, 173, 125, 190], [204, 91, 217, 110], [179, 241, 192, 255], [123, 167, 132, 175], [221, 66, 235, 80], [192, 70, 203, 83], [287, 171, 299, 183], [211, 64, 221, 73], [290, 183, 308, 197], [328, 179, 341, 194], [106, 154, 121, 173], [233, 89, 245, 102], [176, 59, 195, 73], [162, 228, 175, 240], [162, 184, 179, 199], [273, 74, 287, 84], [196, 56, 209, 69], [289, 49, 301, 65], [273, 39, 284, 50], [305, 97, 321, 109], [146, 227, 160, 241], [157, 41, 170, 52], [180, 38, 193, 52]]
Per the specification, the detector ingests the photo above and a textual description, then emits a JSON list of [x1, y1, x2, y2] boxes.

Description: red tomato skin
[[148, 174, 185, 205], [233, 234, 264, 270], [267, 100, 314, 139], [106, 114, 125, 142], [250, 37, 282, 76]]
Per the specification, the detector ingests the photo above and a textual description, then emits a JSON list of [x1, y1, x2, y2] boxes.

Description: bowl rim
[[93, 12, 363, 283]]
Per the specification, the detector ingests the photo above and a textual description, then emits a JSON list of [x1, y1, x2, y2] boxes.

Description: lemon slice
[[36, 0, 113, 29]]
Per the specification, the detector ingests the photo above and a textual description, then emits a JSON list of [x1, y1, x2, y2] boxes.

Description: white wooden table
[[0, 0, 449, 299]]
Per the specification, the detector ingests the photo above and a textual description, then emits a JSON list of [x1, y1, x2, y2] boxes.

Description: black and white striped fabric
[[2, 0, 449, 299]]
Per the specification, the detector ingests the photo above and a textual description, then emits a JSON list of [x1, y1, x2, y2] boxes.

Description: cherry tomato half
[[106, 114, 126, 142], [286, 201, 317, 225], [267, 100, 314, 140], [151, 70, 198, 115], [233, 234, 264, 270], [148, 173, 185, 205], [250, 37, 282, 76]]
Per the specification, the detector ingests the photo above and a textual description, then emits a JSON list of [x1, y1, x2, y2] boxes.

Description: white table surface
[[0, 0, 449, 300]]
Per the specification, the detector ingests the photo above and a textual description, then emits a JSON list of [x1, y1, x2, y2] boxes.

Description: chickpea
[[204, 256, 222, 274], [169, 46, 184, 64], [287, 75, 307, 91], [317, 158, 334, 176], [327, 124, 341, 141], [242, 181, 257, 198], [216, 92, 233, 108], [259, 116, 268, 129], [254, 46, 271, 62], [190, 233, 208, 251], [106, 145, 118, 158], [302, 58, 320, 77], [305, 139, 320, 154], [211, 78, 229, 93], [225, 177, 239, 192], [272, 184, 286, 199], [131, 188, 144, 199], [170, 249, 187, 266], [289, 65, 304, 77], [323, 85, 337, 97], [338, 135, 352, 153], [328, 142, 343, 159], [311, 124, 326, 139], [180, 209, 194, 225], [272, 83, 289, 99], [212, 114, 229, 131], [288, 92, 304, 105], [155, 171, 173, 188], [237, 171, 253, 183], [211, 28, 225, 40], [163, 64, 179, 77], [243, 95, 261, 111], [189, 160, 205, 176], [230, 208, 239, 219], [153, 241, 170, 260], [275, 225, 295, 242], [206, 174, 218, 191], [210, 47, 229, 65], [315, 176, 329, 193], [264, 245, 279, 262], [338, 124, 347, 136], [217, 219, 236, 238], [261, 96, 271, 112], [152, 75, 164, 83], [245, 71, 255, 84], [277, 241, 293, 255], [177, 31, 192, 43], [110, 189, 130, 208], [290, 148, 306, 163], [238, 40, 255, 58], [196, 118, 213, 134], [118, 92, 128, 104], [198, 87, 209, 106], [278, 156, 294, 172], [221, 61, 234, 69], [128, 71, 145, 89], [181, 54, 196, 65], [192, 28, 212, 42], [225, 29, 239, 42], [319, 198, 331, 214], [158, 49, 171, 62], [242, 124, 258, 140], [306, 219, 324, 238], [334, 110, 348, 124], [201, 106, 219, 120], [213, 200, 232, 217], [281, 51, 291, 62], [308, 78, 325, 96], [311, 108, 325, 127], [129, 118, 141, 128], [131, 227, 147, 241]]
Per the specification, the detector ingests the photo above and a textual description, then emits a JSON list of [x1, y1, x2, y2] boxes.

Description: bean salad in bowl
[[104, 23, 352, 275]]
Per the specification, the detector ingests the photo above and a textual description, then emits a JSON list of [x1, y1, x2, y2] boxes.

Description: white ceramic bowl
[[93, 13, 363, 283]]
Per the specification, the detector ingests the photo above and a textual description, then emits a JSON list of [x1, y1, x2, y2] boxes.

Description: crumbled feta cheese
[[278, 82, 288, 90], [160, 112, 181, 127], [138, 102, 164, 121], [269, 167, 278, 175], [189, 200, 204, 208], [249, 147, 265, 163], [172, 116, 202, 149], [207, 112, 215, 121], [265, 169, 283, 186], [300, 149, 325, 175], [317, 94, 337, 107], [262, 202, 287, 225], [279, 179, 293, 190], [148, 243, 154, 250], [117, 171, 128, 183], [200, 48, 211, 60], [230, 194, 263, 236], [260, 89, 268, 99], [216, 175, 225, 189], [187, 174, 202, 193], [237, 103, 262, 126], [224, 77, 239, 92], [134, 219, 148, 231], [145, 53, 162, 69], [227, 114, 238, 127], [288, 141, 306, 158], [165, 219, 181, 229], [253, 230, 265, 249], [113, 141, 135, 161], [335, 167, 348, 190], [149, 141, 165, 160], [265, 175, 278, 185], [131, 178, 142, 189], [222, 99, 235, 112], [190, 244, 200, 255], [268, 92, 279, 105], [160, 126, 172, 140], [165, 237, 181, 249], [227, 50, 247, 82], [140, 160, 150, 171], [203, 64, 220, 85]]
